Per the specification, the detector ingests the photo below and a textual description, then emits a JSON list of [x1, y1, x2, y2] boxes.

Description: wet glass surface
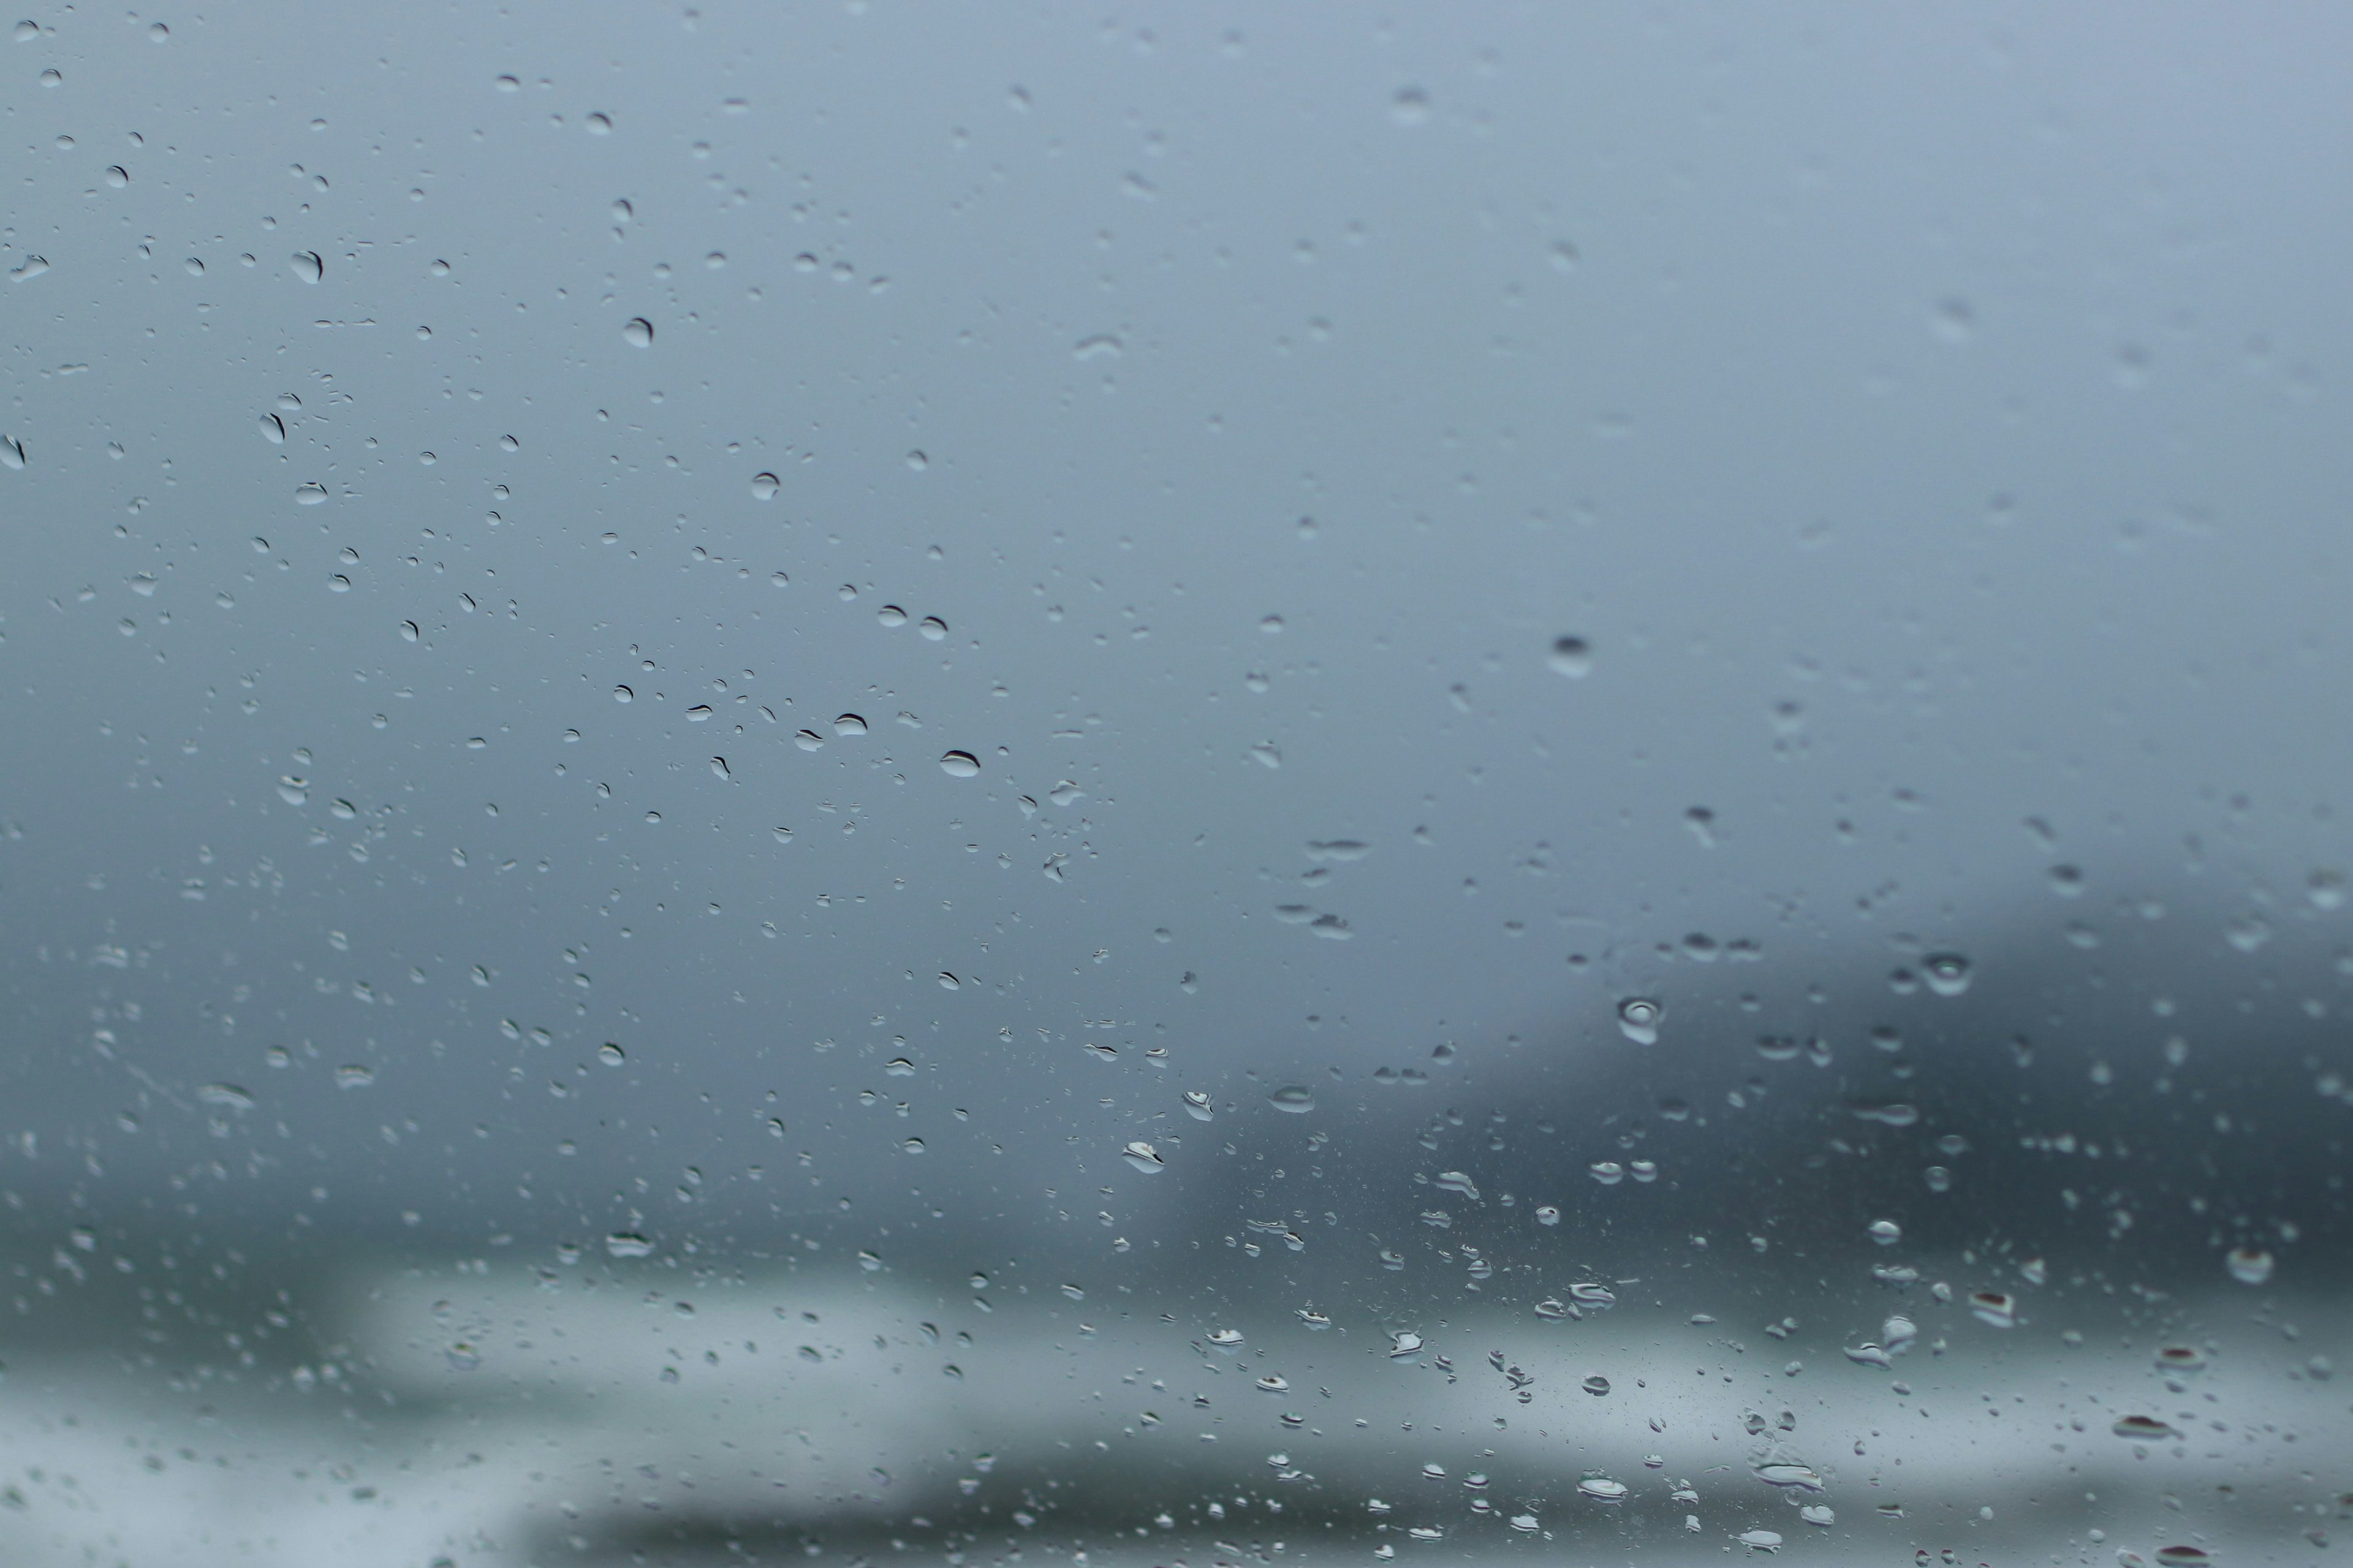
[[4, 6, 2351, 1564]]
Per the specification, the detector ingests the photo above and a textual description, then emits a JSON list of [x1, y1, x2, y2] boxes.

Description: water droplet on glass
[[1581, 1375, 1611, 1396], [1735, 1530, 1783, 1553], [295, 482, 328, 504], [104, 165, 129, 188], [1268, 1085, 1314, 1113], [2112, 1414, 2178, 1441], [260, 412, 286, 444], [1969, 1291, 2017, 1328], [877, 604, 908, 627], [1588, 1161, 1624, 1186], [598, 1043, 626, 1066], [9, 254, 50, 283], [276, 776, 309, 805], [1548, 635, 1593, 677], [939, 750, 980, 778], [1922, 952, 1973, 996], [1576, 1477, 1627, 1502], [1387, 1331, 1423, 1358], [833, 713, 868, 737], [445, 1341, 481, 1371], [919, 616, 948, 640], [612, 685, 632, 702], [794, 730, 824, 751], [1535, 1205, 1560, 1226], [1568, 1282, 1616, 1308], [197, 1084, 255, 1109], [605, 1232, 654, 1259], [1616, 997, 1661, 1044], [1390, 86, 1431, 126], [1753, 1463, 1823, 1492], [1254, 1374, 1288, 1393], [1866, 1219, 1902, 1246], [1509, 1513, 1539, 1533], [751, 472, 779, 500], [622, 316, 654, 347], [1206, 1327, 1245, 1353], [2226, 1246, 2275, 1285]]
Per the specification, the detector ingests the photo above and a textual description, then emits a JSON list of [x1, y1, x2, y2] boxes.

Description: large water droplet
[[2111, 1414, 2178, 1441], [751, 471, 779, 500], [1548, 635, 1593, 677], [833, 713, 868, 737], [1268, 1085, 1315, 1113], [1206, 1328, 1245, 1352], [1969, 1291, 2017, 1328], [1866, 1218, 1902, 1246], [939, 750, 980, 778], [622, 316, 654, 347], [294, 482, 328, 504], [605, 1232, 654, 1259], [1753, 1463, 1823, 1493], [1575, 1477, 1627, 1502], [2226, 1246, 2275, 1285], [260, 412, 286, 444]]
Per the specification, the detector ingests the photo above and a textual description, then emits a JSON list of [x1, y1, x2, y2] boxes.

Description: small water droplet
[[104, 164, 130, 188], [1867, 1218, 1902, 1246], [1588, 1161, 1624, 1186], [1576, 1477, 1627, 1502], [1254, 1373, 1288, 1393], [2226, 1245, 2275, 1285], [1121, 1139, 1165, 1173], [1616, 997, 1661, 1044], [1548, 635, 1593, 677], [1753, 1463, 1823, 1492], [622, 316, 654, 347], [919, 616, 948, 640], [1390, 85, 1431, 126], [1534, 1205, 1560, 1226], [597, 1043, 626, 1066], [750, 472, 779, 499], [1582, 1374, 1611, 1396], [1922, 951, 1973, 996], [2111, 1414, 2178, 1441], [260, 412, 286, 444], [605, 1232, 654, 1259], [1969, 1291, 2017, 1328], [1268, 1085, 1315, 1113], [612, 685, 632, 702], [445, 1341, 482, 1371], [294, 482, 328, 504]]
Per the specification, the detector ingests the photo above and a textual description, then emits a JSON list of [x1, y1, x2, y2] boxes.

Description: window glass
[[4, 6, 2349, 1565]]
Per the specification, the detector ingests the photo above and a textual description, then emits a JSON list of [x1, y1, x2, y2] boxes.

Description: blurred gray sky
[[4, 0, 2352, 1273]]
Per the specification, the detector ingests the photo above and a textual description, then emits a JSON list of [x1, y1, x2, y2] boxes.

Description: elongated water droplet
[[605, 1232, 654, 1258], [833, 713, 868, 737], [939, 750, 980, 778], [1268, 1085, 1314, 1113], [290, 250, 323, 283], [1182, 1090, 1213, 1121]]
